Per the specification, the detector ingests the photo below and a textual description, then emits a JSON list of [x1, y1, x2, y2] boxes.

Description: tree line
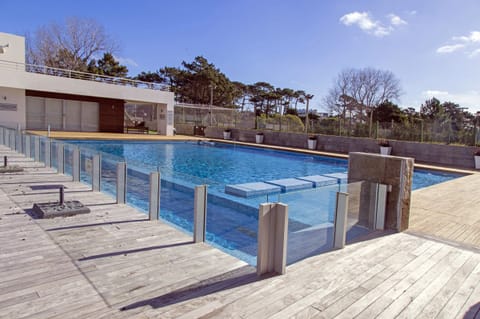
[[26, 18, 313, 117], [26, 17, 479, 135]]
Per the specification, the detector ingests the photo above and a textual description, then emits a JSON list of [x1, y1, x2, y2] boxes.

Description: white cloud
[[340, 11, 407, 37], [453, 31, 480, 43], [340, 12, 377, 31], [422, 90, 480, 111], [436, 44, 466, 53], [469, 48, 480, 57], [388, 14, 407, 26], [114, 55, 139, 67], [423, 90, 449, 97], [437, 30, 480, 56]]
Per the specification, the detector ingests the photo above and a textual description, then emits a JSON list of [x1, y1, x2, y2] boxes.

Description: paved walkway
[[1, 146, 480, 318]]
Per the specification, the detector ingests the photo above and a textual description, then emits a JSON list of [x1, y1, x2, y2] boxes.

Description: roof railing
[[0, 59, 169, 92]]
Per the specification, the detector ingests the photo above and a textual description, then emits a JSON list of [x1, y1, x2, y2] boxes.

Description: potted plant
[[475, 149, 480, 169], [378, 139, 392, 155], [255, 132, 264, 144], [223, 129, 231, 140], [307, 135, 317, 150]]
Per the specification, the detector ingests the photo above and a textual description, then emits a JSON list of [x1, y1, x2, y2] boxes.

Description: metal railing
[[174, 105, 480, 146], [0, 59, 170, 92]]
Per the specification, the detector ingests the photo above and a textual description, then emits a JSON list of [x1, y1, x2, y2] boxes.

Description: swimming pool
[[67, 140, 464, 264]]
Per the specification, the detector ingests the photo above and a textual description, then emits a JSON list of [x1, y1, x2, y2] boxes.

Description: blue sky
[[2, 0, 480, 113]]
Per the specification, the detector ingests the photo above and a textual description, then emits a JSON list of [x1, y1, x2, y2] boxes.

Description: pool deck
[[2, 141, 480, 318]]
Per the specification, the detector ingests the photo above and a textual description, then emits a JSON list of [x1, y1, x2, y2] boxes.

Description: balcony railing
[[0, 59, 170, 92]]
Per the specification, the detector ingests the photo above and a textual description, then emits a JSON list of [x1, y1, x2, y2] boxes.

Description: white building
[[0, 32, 175, 135]]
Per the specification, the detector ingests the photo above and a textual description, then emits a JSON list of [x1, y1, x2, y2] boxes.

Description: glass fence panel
[[30, 137, 35, 159], [51, 140, 59, 170], [100, 153, 119, 200], [63, 144, 74, 177], [159, 176, 195, 235], [344, 181, 377, 243], [125, 164, 151, 213], [206, 189, 261, 266], [39, 137, 46, 164], [21, 134, 27, 156], [80, 150, 95, 187], [279, 183, 343, 264]]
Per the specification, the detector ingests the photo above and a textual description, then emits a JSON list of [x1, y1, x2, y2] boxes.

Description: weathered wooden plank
[[417, 254, 480, 318], [2, 145, 480, 319], [394, 250, 472, 319]]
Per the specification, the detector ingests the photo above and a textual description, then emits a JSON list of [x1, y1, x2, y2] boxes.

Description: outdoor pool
[[67, 140, 464, 265]]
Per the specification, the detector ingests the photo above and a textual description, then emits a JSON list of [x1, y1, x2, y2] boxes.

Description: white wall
[[0, 31, 175, 135], [0, 87, 26, 129], [0, 32, 25, 64]]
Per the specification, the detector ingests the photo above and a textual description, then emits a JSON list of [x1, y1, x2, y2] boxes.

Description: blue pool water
[[68, 140, 464, 264]]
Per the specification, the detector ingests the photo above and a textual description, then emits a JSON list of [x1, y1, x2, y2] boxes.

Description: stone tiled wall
[[179, 126, 477, 169], [348, 152, 414, 231]]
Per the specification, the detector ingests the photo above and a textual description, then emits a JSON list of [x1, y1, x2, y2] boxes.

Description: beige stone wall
[[348, 152, 414, 231], [188, 126, 478, 169]]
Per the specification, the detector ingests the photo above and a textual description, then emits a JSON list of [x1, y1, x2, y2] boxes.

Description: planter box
[[380, 146, 392, 155], [475, 155, 480, 169], [223, 131, 231, 140], [307, 139, 317, 150], [256, 134, 264, 144]]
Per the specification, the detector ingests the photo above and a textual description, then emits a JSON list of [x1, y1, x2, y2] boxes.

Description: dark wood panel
[[99, 101, 124, 133]]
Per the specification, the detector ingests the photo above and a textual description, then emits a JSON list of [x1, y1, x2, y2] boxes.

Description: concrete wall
[[0, 32, 25, 64], [185, 126, 479, 169], [0, 87, 26, 129]]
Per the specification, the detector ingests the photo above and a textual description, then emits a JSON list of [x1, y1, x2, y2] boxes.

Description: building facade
[[0, 32, 174, 135]]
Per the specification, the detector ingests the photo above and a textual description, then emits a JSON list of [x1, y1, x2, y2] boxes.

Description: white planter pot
[[256, 134, 264, 144], [307, 139, 317, 150], [223, 131, 231, 140], [475, 155, 480, 169], [380, 146, 392, 155]]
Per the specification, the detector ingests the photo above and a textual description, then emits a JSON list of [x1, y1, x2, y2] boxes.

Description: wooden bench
[[125, 126, 149, 134]]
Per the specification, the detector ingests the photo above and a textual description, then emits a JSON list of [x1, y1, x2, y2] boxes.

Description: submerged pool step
[[225, 172, 349, 198], [225, 182, 281, 198], [264, 178, 314, 192], [322, 172, 348, 184], [295, 175, 338, 187]]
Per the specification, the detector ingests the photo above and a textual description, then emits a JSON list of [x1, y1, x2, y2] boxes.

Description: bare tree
[[323, 67, 402, 130], [27, 17, 117, 71]]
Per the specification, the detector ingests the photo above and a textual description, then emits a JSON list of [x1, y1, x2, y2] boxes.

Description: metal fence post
[[45, 139, 51, 167], [149, 172, 161, 220], [72, 147, 80, 182], [25, 135, 31, 158], [369, 183, 388, 230], [34, 136, 40, 162], [194, 185, 208, 242], [333, 192, 349, 249], [57, 144, 64, 174], [257, 203, 288, 276], [92, 155, 101, 192], [116, 162, 126, 204]]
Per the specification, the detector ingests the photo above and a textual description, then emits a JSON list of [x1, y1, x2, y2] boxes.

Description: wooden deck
[[409, 172, 480, 249], [1, 146, 480, 318]]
